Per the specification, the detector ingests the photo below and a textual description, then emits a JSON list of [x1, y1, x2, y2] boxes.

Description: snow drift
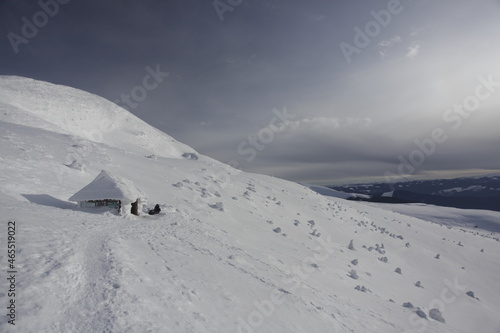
[[0, 76, 197, 159]]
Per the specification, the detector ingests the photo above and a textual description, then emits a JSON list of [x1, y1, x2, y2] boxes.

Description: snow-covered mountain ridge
[[0, 76, 197, 159], [0, 77, 499, 333]]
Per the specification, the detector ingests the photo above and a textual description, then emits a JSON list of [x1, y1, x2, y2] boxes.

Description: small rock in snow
[[355, 285, 369, 292], [208, 202, 224, 211], [415, 309, 427, 319], [348, 270, 359, 280], [429, 308, 445, 323], [182, 152, 198, 160]]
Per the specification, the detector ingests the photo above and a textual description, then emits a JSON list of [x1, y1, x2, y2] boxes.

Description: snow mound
[[0, 76, 197, 159]]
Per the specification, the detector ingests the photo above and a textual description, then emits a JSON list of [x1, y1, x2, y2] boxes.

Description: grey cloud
[[1, 0, 499, 184]]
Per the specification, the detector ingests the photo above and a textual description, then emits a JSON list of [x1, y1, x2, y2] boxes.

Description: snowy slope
[[0, 76, 198, 159], [300, 183, 369, 200], [366, 202, 500, 233], [1, 77, 499, 333], [300, 183, 354, 199]]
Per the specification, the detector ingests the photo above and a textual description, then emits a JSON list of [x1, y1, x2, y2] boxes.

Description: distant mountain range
[[328, 176, 500, 212]]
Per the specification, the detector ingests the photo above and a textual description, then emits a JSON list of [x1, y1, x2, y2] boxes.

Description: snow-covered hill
[[0, 76, 198, 160], [1, 76, 499, 333], [300, 183, 354, 199]]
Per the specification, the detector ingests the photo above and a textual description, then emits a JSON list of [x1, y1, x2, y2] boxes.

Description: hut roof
[[69, 170, 146, 203]]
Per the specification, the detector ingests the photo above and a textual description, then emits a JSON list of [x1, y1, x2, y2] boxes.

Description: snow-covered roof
[[69, 170, 146, 203]]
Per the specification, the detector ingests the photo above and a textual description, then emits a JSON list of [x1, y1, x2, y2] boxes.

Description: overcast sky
[[2, 0, 500, 184]]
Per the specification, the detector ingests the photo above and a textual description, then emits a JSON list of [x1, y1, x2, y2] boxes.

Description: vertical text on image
[[6, 221, 17, 326]]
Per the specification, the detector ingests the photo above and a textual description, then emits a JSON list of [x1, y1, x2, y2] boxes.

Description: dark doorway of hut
[[131, 200, 139, 215]]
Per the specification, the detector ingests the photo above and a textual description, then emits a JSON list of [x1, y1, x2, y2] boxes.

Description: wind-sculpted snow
[[0, 76, 198, 159], [1, 77, 499, 333]]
